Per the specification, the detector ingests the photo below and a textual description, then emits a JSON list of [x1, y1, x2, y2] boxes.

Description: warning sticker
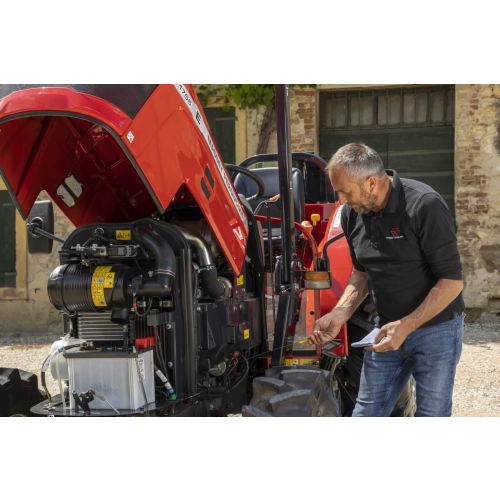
[[137, 357, 145, 381], [95, 266, 113, 273], [244, 329, 250, 340], [283, 358, 320, 367], [104, 273, 115, 288], [116, 230, 131, 240], [91, 266, 113, 307], [237, 275, 244, 287]]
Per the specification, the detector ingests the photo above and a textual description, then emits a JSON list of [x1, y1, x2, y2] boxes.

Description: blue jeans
[[353, 313, 464, 417]]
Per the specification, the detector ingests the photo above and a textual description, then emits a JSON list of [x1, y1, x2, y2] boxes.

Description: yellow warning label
[[244, 329, 250, 340], [116, 230, 131, 240], [95, 266, 113, 273], [104, 273, 115, 288], [237, 275, 244, 286], [283, 358, 320, 366], [92, 267, 113, 307]]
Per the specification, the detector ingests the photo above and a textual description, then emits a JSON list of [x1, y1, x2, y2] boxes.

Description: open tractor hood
[[0, 84, 248, 273]]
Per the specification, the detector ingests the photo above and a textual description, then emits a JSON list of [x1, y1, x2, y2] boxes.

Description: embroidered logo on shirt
[[387, 228, 404, 240]]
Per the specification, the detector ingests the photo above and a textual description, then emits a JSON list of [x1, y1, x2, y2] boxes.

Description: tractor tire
[[242, 365, 342, 417], [0, 368, 46, 417]]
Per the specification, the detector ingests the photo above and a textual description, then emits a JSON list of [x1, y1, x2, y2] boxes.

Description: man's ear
[[366, 176, 377, 192]]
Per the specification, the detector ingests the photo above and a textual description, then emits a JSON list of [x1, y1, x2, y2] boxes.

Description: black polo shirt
[[341, 170, 465, 328]]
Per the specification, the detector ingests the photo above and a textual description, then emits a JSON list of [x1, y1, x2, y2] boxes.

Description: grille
[[77, 312, 128, 347]]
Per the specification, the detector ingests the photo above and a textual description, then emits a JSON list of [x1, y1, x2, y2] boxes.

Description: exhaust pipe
[[133, 222, 176, 296], [176, 226, 225, 299]]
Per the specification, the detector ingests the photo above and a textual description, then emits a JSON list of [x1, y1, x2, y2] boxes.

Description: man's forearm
[[402, 279, 464, 332], [332, 269, 369, 322]]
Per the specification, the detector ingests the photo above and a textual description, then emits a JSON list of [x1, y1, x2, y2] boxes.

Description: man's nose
[[338, 193, 347, 205]]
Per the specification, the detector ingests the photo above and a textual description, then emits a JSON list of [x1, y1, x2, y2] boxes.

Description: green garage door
[[319, 86, 456, 217], [0, 190, 16, 288], [203, 107, 236, 165]]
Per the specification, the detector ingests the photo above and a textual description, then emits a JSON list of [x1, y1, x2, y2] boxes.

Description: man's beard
[[354, 188, 378, 214]]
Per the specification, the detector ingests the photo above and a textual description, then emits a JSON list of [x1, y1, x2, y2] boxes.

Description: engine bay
[[35, 216, 264, 416]]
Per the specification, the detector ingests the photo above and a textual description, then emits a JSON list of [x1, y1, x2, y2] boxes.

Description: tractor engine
[[44, 218, 262, 416]]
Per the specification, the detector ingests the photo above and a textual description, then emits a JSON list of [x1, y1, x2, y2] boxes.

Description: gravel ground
[[453, 323, 500, 417], [1, 324, 499, 417]]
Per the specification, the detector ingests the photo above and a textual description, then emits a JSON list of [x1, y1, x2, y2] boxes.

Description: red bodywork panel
[[303, 203, 353, 356], [320, 204, 353, 355], [0, 84, 248, 274], [257, 205, 354, 357]]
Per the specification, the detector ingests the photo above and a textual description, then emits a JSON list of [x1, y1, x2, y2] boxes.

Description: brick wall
[[247, 87, 317, 155], [289, 88, 316, 153], [455, 84, 500, 320]]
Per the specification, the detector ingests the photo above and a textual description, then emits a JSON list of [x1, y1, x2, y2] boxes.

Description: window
[[320, 86, 455, 131], [0, 190, 16, 288]]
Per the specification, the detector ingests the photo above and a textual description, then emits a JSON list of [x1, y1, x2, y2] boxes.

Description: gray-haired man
[[308, 143, 464, 417]]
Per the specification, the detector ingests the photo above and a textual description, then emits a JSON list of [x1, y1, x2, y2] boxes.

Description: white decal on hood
[[173, 84, 248, 229]]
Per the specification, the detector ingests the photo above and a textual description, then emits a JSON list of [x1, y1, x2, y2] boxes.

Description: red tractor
[[0, 84, 414, 417]]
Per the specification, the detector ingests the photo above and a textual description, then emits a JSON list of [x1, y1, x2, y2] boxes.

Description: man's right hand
[[308, 310, 346, 346]]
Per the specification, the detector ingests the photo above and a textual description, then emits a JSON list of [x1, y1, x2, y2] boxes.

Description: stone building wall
[[0, 191, 75, 334], [455, 84, 500, 320]]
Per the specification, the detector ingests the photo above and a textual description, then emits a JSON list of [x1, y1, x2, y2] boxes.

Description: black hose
[[208, 354, 250, 399], [229, 354, 250, 392], [319, 232, 346, 271], [200, 268, 225, 298], [133, 223, 176, 297]]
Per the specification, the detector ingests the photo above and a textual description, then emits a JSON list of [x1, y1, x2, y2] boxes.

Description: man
[[309, 143, 465, 417]]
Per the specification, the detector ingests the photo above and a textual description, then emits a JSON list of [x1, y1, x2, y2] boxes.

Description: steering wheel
[[225, 165, 266, 202]]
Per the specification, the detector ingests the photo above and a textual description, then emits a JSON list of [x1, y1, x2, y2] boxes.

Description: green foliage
[[195, 84, 316, 112]]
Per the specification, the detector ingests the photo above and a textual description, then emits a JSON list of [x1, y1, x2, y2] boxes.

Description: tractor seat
[[234, 168, 306, 227]]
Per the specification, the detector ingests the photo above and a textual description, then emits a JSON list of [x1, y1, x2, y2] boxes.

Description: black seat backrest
[[234, 168, 305, 224]]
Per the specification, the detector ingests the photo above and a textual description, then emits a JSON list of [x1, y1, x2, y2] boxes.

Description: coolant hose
[[133, 222, 176, 296], [200, 268, 225, 299]]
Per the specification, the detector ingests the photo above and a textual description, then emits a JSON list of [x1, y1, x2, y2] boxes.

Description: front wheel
[[242, 365, 342, 417], [0, 368, 46, 417]]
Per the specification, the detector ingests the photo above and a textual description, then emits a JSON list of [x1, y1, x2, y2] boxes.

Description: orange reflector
[[270, 194, 280, 202], [305, 272, 330, 281], [304, 271, 332, 290]]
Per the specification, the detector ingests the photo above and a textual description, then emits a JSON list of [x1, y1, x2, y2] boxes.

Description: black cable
[[229, 354, 249, 392], [134, 297, 153, 317], [208, 354, 250, 399], [223, 357, 239, 381], [155, 336, 169, 380]]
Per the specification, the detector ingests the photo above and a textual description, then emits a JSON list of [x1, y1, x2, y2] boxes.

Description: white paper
[[351, 327, 381, 348]]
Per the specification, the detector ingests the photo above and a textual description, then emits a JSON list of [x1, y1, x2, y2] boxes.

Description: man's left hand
[[366, 320, 415, 353]]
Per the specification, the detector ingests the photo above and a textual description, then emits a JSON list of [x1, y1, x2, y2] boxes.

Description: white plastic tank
[[49, 337, 86, 380]]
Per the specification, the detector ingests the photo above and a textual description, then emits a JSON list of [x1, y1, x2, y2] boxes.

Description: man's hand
[[308, 310, 346, 346], [366, 319, 415, 353]]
